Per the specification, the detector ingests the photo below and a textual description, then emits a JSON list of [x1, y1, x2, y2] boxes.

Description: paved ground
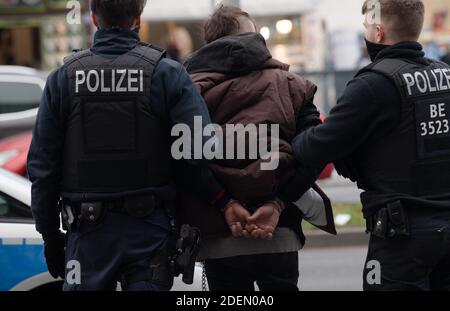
[[299, 246, 367, 291], [173, 246, 368, 291]]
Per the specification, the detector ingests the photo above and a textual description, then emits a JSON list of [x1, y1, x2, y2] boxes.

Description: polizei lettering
[[75, 69, 144, 94], [402, 68, 450, 96]]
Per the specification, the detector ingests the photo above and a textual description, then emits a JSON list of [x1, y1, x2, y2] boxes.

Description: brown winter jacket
[[179, 33, 318, 238]]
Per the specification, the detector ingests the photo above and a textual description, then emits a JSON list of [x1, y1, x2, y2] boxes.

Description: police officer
[[292, 0, 450, 290], [27, 0, 233, 291]]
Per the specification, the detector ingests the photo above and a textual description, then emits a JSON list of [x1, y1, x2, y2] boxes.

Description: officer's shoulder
[[154, 58, 185, 77], [351, 70, 396, 92], [61, 49, 92, 69], [44, 66, 68, 90]]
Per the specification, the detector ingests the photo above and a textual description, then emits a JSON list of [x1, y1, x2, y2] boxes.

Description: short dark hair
[[362, 0, 425, 41], [91, 0, 147, 28], [204, 5, 256, 44]]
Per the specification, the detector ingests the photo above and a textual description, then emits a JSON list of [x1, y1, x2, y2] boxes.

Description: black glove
[[42, 230, 66, 279]]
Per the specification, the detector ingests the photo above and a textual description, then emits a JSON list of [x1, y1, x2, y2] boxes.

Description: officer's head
[[90, 0, 147, 30], [204, 5, 257, 44], [362, 0, 424, 45]]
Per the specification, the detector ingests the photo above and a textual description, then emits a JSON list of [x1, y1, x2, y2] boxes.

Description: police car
[[0, 168, 203, 291], [0, 66, 44, 139], [0, 168, 59, 291]]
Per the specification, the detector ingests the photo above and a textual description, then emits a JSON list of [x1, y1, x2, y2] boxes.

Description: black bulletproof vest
[[62, 43, 173, 194], [356, 58, 450, 199]]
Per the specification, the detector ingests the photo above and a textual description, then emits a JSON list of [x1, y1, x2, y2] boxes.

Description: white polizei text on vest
[[403, 68, 450, 96], [75, 69, 144, 93]]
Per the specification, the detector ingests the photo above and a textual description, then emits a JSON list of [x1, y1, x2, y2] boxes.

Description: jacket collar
[[374, 41, 426, 64], [91, 27, 140, 56]]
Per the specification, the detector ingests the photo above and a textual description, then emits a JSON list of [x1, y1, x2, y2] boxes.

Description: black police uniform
[[292, 41, 450, 290], [27, 28, 228, 291]]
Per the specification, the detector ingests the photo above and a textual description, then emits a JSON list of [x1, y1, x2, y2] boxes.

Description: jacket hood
[[185, 32, 272, 75]]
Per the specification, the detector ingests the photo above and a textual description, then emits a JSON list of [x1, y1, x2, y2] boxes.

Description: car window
[[0, 191, 32, 220], [0, 82, 41, 114]]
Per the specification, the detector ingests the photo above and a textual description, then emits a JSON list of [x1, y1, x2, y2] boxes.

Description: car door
[[0, 190, 48, 291]]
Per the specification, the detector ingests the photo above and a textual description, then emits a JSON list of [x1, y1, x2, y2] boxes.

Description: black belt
[[63, 194, 162, 221]]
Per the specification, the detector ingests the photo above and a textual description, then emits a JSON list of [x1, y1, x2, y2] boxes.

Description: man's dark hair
[[91, 0, 147, 28], [204, 5, 256, 44], [362, 0, 425, 41]]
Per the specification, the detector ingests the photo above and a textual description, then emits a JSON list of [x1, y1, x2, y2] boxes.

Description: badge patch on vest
[[415, 97, 450, 159], [402, 68, 450, 97], [414, 97, 450, 195], [75, 68, 144, 94]]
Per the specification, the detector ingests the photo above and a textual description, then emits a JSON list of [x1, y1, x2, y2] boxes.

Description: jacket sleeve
[[27, 69, 66, 235], [160, 61, 231, 210], [295, 79, 321, 133], [291, 74, 401, 171], [278, 79, 323, 203]]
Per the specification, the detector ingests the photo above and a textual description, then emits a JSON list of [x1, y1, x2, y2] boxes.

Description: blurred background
[[1, 0, 449, 172], [1, 0, 449, 182], [1, 0, 450, 114]]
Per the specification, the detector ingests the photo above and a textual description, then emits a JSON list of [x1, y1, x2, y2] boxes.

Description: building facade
[[0, 0, 90, 70]]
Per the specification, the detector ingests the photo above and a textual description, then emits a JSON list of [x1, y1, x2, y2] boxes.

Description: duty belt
[[61, 194, 162, 231]]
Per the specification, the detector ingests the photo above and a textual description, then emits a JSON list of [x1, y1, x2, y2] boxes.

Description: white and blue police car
[[0, 168, 203, 291], [0, 168, 61, 291]]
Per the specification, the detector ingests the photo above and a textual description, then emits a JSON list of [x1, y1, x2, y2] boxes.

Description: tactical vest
[[61, 43, 172, 194], [356, 58, 450, 199]]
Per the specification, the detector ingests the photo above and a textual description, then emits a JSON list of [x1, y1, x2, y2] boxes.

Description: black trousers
[[63, 207, 172, 291], [204, 252, 299, 291], [363, 229, 450, 291]]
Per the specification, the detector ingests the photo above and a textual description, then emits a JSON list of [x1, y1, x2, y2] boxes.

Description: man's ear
[[376, 25, 385, 43], [134, 16, 141, 29], [91, 12, 99, 29]]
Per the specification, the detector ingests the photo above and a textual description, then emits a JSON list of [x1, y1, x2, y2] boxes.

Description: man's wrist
[[266, 198, 285, 214], [221, 199, 236, 214]]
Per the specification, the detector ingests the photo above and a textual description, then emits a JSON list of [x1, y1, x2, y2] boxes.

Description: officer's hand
[[245, 202, 281, 241], [223, 200, 251, 238], [42, 230, 66, 279]]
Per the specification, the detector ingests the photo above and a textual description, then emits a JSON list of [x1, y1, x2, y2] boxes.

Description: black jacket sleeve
[[291, 73, 402, 173], [27, 69, 66, 235]]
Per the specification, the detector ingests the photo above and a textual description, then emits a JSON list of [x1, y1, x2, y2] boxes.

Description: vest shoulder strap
[[425, 58, 449, 68], [63, 49, 95, 68], [64, 44, 166, 69], [113, 43, 167, 67], [356, 58, 412, 78], [356, 58, 421, 100]]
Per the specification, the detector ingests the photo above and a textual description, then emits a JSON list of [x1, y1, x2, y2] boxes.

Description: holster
[[61, 201, 80, 233], [120, 239, 173, 289], [366, 200, 410, 239], [120, 225, 201, 288]]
